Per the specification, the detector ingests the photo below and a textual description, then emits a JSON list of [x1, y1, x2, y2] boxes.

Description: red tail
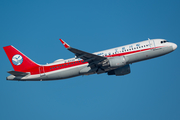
[[3, 45, 39, 72]]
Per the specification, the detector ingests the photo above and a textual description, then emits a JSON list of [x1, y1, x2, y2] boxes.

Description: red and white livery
[[3, 38, 177, 81]]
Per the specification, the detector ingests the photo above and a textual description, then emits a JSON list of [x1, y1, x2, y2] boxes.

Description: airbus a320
[[3, 38, 177, 81]]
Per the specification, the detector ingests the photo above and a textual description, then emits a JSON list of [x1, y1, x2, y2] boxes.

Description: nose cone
[[172, 43, 177, 50]]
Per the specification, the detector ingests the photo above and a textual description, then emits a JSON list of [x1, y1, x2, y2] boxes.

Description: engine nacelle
[[108, 56, 128, 67], [53, 59, 64, 63], [107, 64, 131, 76]]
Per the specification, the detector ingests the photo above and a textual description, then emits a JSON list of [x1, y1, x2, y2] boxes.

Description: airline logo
[[12, 54, 23, 66]]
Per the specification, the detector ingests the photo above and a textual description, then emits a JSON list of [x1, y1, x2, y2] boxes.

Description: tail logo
[[12, 54, 23, 66]]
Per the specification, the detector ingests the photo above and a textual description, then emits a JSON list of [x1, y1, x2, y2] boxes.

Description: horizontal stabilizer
[[8, 71, 30, 76]]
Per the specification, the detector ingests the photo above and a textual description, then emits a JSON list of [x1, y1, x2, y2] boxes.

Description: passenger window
[[50, 68, 51, 70]]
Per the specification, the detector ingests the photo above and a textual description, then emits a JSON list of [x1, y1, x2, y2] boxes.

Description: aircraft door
[[148, 39, 156, 49], [39, 66, 45, 76]]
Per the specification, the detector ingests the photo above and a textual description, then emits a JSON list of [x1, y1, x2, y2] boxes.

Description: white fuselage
[[6, 39, 177, 81]]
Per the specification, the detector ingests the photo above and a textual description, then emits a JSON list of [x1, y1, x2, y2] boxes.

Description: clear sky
[[0, 0, 180, 120]]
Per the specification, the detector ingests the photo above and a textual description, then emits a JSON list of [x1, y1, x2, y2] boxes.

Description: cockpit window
[[161, 40, 168, 44]]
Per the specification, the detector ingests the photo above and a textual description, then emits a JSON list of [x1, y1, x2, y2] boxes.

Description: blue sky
[[0, 0, 180, 120]]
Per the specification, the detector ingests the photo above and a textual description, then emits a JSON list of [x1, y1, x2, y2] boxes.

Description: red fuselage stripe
[[25, 46, 163, 75]]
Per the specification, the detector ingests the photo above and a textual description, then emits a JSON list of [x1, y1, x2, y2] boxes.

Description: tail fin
[[3, 45, 39, 72]]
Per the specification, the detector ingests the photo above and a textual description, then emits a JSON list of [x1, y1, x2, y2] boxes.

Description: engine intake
[[108, 64, 131, 76]]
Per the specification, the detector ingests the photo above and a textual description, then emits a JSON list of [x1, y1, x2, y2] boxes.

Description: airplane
[[3, 38, 177, 81]]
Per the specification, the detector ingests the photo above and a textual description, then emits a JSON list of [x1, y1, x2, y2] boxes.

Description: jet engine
[[102, 56, 128, 68], [107, 64, 131, 76]]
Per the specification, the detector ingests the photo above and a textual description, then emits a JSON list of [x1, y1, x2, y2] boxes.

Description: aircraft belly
[[46, 64, 86, 80]]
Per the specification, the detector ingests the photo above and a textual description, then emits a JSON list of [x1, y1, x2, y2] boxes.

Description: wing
[[59, 39, 106, 64]]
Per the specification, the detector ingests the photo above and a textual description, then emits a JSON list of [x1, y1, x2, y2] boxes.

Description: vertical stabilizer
[[3, 45, 39, 72]]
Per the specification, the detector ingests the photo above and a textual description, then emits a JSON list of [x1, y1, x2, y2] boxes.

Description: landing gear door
[[39, 66, 45, 76], [148, 39, 156, 49]]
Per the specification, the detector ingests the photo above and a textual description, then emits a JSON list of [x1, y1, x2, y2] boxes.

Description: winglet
[[59, 39, 70, 49]]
